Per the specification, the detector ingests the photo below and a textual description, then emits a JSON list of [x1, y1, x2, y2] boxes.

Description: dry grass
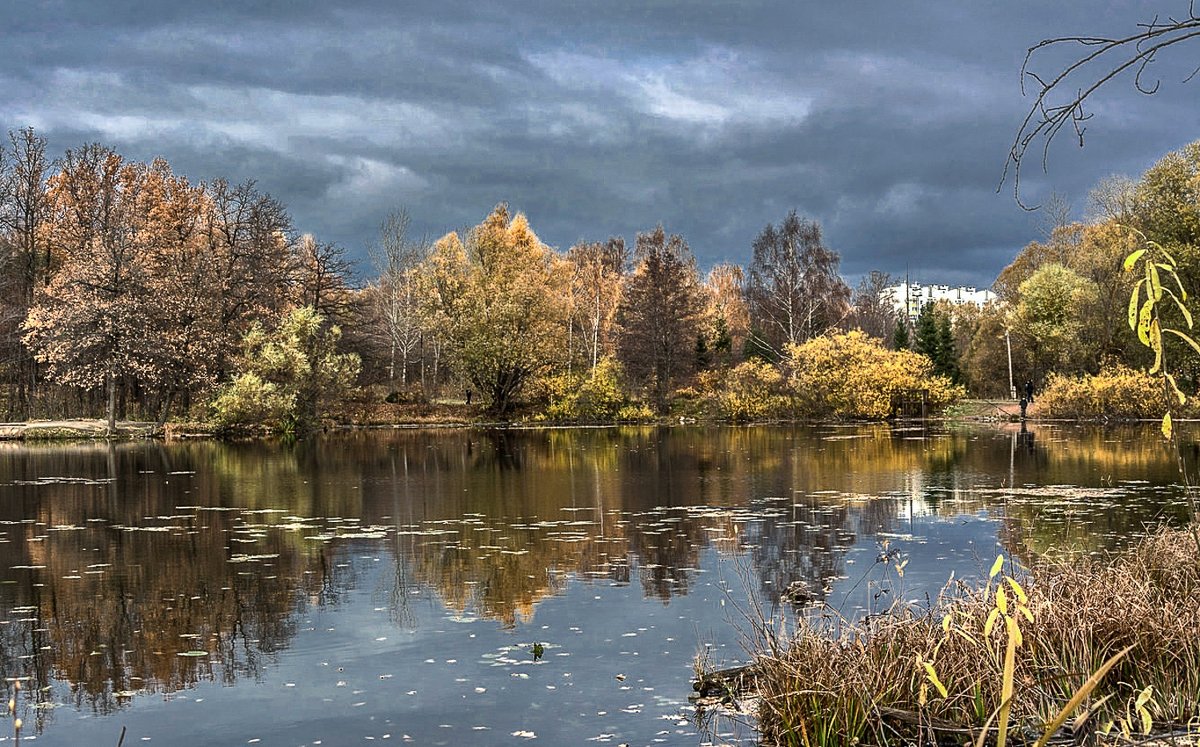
[[740, 524, 1200, 746]]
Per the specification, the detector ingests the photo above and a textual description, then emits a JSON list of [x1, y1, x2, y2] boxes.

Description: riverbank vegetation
[[728, 522, 1200, 746], [2, 128, 1198, 431]]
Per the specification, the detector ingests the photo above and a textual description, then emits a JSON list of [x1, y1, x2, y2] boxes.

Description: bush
[[784, 330, 963, 419], [615, 403, 655, 422], [210, 372, 294, 429], [1039, 365, 1177, 419], [694, 360, 792, 421], [208, 307, 360, 433], [540, 356, 631, 422]]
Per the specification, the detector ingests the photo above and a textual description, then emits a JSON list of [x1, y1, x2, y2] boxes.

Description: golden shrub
[[1040, 365, 1176, 419], [783, 330, 963, 419]]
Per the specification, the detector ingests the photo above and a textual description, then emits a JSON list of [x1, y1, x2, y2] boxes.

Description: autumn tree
[[134, 159, 227, 424], [199, 178, 296, 378], [0, 127, 50, 417], [746, 210, 850, 358], [1015, 263, 1099, 380], [23, 144, 151, 431], [419, 204, 570, 417], [615, 225, 703, 410], [566, 237, 627, 371], [367, 209, 430, 389], [701, 263, 750, 367], [961, 302, 1021, 397]]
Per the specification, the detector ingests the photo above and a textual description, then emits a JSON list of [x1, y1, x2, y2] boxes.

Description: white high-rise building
[[883, 282, 997, 323]]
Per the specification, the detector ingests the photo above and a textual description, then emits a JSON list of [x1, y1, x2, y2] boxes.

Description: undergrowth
[[739, 523, 1200, 746]]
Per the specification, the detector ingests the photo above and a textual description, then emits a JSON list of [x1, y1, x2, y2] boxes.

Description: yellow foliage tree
[[784, 330, 963, 418], [418, 204, 570, 417]]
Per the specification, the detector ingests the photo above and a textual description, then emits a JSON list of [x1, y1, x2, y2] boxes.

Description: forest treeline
[[1, 127, 1196, 430]]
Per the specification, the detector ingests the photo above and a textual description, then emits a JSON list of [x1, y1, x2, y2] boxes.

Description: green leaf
[[1134, 685, 1153, 710], [1149, 263, 1163, 301], [1155, 241, 1177, 267], [1123, 248, 1147, 272]]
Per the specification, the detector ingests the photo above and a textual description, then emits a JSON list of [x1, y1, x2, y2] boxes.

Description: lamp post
[[1005, 328, 1015, 400]]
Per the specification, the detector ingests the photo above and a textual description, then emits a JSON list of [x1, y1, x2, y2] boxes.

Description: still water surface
[[0, 423, 1192, 745]]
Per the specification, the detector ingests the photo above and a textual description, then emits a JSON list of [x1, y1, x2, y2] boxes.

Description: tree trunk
[[106, 369, 117, 433]]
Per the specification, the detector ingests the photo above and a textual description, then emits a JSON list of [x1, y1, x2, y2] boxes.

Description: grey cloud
[[3, 1, 1198, 287]]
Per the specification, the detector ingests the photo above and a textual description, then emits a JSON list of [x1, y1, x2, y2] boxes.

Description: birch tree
[[746, 210, 850, 358]]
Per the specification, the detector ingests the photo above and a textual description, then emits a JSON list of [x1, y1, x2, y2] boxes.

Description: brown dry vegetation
[[741, 523, 1200, 746]]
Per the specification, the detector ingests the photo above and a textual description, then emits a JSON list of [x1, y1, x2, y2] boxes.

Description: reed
[[733, 523, 1200, 746]]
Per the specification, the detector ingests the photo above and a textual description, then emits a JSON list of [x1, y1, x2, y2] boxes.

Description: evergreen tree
[[893, 319, 911, 350], [935, 313, 960, 382], [694, 333, 711, 370], [914, 303, 939, 359]]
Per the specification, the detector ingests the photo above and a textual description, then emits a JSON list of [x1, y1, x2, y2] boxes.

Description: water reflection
[[0, 423, 1191, 739]]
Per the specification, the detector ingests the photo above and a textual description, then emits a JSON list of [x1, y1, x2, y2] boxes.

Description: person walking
[[1024, 380, 1034, 403]]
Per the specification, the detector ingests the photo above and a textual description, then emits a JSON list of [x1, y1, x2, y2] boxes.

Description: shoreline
[[0, 399, 1163, 442]]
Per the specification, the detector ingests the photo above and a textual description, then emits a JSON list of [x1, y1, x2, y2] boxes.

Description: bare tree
[[1087, 174, 1139, 223], [367, 209, 429, 388], [1005, 4, 1200, 204], [746, 210, 850, 358], [0, 128, 50, 417], [295, 233, 355, 323], [847, 270, 898, 342]]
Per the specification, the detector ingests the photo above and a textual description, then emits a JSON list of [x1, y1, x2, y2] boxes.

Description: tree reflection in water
[[0, 423, 1190, 733]]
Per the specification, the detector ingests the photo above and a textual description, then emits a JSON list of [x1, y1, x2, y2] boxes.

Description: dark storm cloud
[[3, 1, 1198, 286]]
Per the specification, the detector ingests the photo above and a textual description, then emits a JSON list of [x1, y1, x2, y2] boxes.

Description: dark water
[[0, 422, 1192, 745]]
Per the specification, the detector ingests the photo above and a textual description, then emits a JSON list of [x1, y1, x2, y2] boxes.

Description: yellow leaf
[[1139, 706, 1152, 736], [1006, 614, 1022, 647], [924, 662, 949, 698], [989, 554, 1004, 579], [996, 586, 1008, 615], [1164, 328, 1200, 357], [1128, 283, 1143, 331], [1166, 373, 1187, 406], [1134, 685, 1153, 709], [942, 613, 952, 633], [1123, 248, 1147, 271], [984, 607, 1000, 638], [1138, 299, 1154, 345], [1163, 412, 1173, 441], [1006, 577, 1028, 604]]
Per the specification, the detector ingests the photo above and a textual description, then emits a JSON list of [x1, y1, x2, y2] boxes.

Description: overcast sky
[[4, 1, 1198, 287]]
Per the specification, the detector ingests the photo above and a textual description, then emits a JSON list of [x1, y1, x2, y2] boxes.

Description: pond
[[0, 422, 1193, 746]]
